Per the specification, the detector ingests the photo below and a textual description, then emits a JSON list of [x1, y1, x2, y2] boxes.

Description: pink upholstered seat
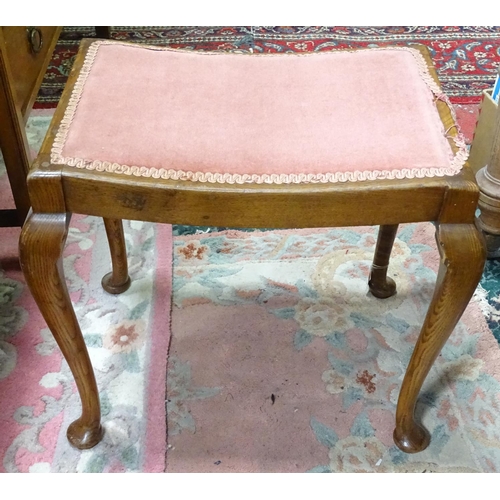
[[51, 40, 467, 184]]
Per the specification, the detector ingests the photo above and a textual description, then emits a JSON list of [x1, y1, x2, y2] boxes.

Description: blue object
[[492, 73, 500, 103]]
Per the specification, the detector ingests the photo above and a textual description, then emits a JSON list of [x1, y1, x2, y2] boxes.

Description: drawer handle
[[26, 27, 43, 53]]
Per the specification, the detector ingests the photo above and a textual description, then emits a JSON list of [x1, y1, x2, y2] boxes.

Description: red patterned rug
[[34, 26, 500, 108]]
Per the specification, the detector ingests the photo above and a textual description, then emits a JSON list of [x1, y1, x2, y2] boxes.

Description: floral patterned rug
[[168, 226, 500, 472], [0, 219, 172, 473]]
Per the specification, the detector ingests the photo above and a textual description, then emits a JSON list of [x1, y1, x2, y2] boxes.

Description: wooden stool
[[19, 39, 486, 454]]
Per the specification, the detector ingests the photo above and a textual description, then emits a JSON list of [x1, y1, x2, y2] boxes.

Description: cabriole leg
[[394, 223, 486, 453], [19, 212, 104, 449]]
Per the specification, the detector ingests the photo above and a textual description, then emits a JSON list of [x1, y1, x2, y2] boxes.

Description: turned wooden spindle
[[101, 218, 131, 294], [476, 98, 500, 258], [369, 224, 399, 299]]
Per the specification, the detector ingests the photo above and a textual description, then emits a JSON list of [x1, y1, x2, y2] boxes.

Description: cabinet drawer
[[2, 26, 62, 116]]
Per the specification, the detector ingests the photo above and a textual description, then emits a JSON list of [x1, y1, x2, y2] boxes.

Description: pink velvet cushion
[[51, 41, 467, 184]]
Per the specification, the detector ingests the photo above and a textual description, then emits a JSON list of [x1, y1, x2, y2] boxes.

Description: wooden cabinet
[[0, 26, 62, 226], [2, 27, 61, 118]]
